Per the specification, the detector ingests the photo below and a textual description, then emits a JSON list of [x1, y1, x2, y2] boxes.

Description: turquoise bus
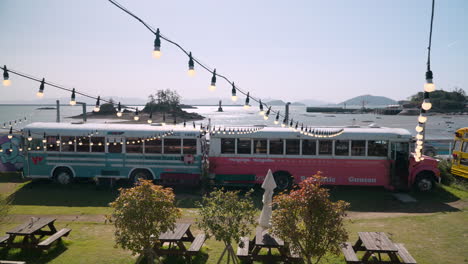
[[22, 122, 205, 185]]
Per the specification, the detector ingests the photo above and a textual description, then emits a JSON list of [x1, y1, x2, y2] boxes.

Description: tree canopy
[[109, 180, 181, 264], [409, 88, 466, 112], [143, 89, 181, 113], [271, 174, 349, 264]]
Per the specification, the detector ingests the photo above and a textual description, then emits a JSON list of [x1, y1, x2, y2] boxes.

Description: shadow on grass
[[0, 172, 26, 183], [161, 251, 209, 264], [0, 241, 68, 264]]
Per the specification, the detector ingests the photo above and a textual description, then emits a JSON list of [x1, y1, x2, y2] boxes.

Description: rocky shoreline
[[69, 110, 205, 124]]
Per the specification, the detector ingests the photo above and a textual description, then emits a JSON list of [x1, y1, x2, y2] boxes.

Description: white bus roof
[[23, 122, 202, 138], [210, 126, 412, 140]]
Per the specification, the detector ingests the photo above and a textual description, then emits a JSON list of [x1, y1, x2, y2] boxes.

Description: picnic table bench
[[153, 223, 206, 263], [0, 217, 71, 250], [341, 232, 417, 264], [237, 227, 301, 263]]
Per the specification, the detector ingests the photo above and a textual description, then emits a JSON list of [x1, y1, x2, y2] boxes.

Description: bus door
[[390, 141, 410, 187], [105, 136, 125, 178]]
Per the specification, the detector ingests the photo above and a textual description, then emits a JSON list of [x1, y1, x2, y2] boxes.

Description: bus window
[[254, 139, 267, 154], [221, 138, 235, 154], [108, 138, 123, 153], [146, 138, 162, 154], [318, 140, 333, 155], [269, 139, 283, 155], [302, 139, 316, 155], [61, 136, 75, 152], [453, 140, 461, 151], [126, 137, 143, 153], [368, 140, 388, 157], [335, 140, 349, 156], [164, 138, 181, 154], [463, 142, 468, 152], [237, 138, 251, 154], [286, 139, 300, 155], [351, 140, 366, 156], [91, 137, 105, 153], [183, 139, 197, 154], [46, 136, 59, 151], [77, 137, 90, 152]]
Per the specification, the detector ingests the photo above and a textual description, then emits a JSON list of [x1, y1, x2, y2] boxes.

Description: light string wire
[[107, 0, 343, 137]]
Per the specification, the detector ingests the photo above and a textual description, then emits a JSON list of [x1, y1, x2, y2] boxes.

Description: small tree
[[271, 173, 349, 264], [197, 189, 256, 264], [109, 179, 181, 264]]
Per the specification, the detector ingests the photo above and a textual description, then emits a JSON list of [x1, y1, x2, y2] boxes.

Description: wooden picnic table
[[237, 227, 300, 263], [0, 217, 71, 250], [341, 232, 417, 264], [153, 223, 206, 261]]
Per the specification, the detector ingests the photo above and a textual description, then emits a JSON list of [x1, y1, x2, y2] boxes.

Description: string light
[[37, 78, 45, 98], [274, 112, 280, 125], [27, 131, 32, 141], [264, 107, 271, 120], [2, 65, 11, 86], [243, 92, 250, 109], [417, 111, 427, 123], [94, 96, 101, 112], [42, 133, 47, 143], [258, 100, 264, 116], [209, 69, 216, 91], [188, 52, 195, 76], [8, 127, 13, 139], [148, 111, 153, 124], [421, 95, 432, 111], [424, 70, 435, 92], [70, 88, 76, 105], [415, 123, 424, 133], [152, 28, 161, 59], [116, 102, 123, 117], [231, 82, 237, 102], [56, 135, 61, 144], [134, 108, 140, 121]]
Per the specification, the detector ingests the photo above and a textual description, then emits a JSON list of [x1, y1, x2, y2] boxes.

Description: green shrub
[[438, 159, 455, 185]]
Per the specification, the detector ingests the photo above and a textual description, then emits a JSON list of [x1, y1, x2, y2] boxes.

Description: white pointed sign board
[[258, 169, 276, 230]]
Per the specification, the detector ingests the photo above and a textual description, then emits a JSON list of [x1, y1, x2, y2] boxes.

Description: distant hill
[[339, 95, 397, 106], [296, 99, 331, 106], [265, 100, 305, 106]]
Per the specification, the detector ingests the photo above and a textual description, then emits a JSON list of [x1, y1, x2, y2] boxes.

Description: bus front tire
[[415, 172, 435, 192], [130, 169, 151, 185], [53, 168, 73, 185], [273, 171, 293, 190]]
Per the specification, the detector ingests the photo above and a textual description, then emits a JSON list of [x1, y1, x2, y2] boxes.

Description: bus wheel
[[273, 171, 293, 190], [130, 169, 151, 185], [54, 168, 73, 185], [415, 172, 434, 192]]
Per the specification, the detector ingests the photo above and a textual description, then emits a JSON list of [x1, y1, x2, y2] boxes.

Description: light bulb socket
[[154, 28, 161, 50], [3, 65, 9, 80], [425, 70, 433, 80], [188, 52, 194, 69], [211, 69, 216, 85], [39, 78, 45, 93], [231, 83, 236, 96]]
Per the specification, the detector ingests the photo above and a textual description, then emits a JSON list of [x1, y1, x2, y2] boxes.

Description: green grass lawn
[[0, 173, 467, 264]]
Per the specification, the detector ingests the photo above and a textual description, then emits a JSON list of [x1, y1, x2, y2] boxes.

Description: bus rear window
[[368, 140, 388, 156], [164, 138, 181, 154], [145, 138, 162, 154], [46, 136, 59, 151], [254, 139, 267, 154], [269, 139, 283, 155], [126, 137, 143, 153], [91, 137, 105, 153], [319, 140, 332, 155], [77, 137, 90, 152], [237, 139, 251, 154], [335, 140, 349, 156], [286, 139, 300, 155], [183, 139, 197, 154], [61, 136, 75, 152], [302, 140, 316, 155], [351, 140, 366, 156], [221, 138, 235, 154]]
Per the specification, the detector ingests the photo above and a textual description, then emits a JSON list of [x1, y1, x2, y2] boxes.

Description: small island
[[70, 89, 204, 123]]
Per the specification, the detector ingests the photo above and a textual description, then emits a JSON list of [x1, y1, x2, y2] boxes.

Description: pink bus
[[208, 126, 440, 191]]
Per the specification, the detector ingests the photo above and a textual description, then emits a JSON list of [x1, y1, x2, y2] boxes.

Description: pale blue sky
[[0, 0, 466, 103]]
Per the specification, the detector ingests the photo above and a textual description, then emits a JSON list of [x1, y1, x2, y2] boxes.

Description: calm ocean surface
[[0, 105, 466, 140]]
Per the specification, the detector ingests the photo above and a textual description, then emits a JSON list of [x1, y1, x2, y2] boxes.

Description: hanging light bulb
[[416, 140, 423, 146], [56, 135, 61, 144], [231, 82, 237, 102], [300, 124, 304, 134], [70, 88, 76, 106], [418, 113, 427, 123], [116, 102, 123, 117], [264, 107, 271, 120], [2, 65, 11, 86], [37, 78, 45, 98], [27, 130, 32, 141], [152, 28, 161, 59], [421, 99, 432, 111], [134, 108, 140, 121], [8, 127, 13, 139], [147, 111, 153, 124], [416, 133, 423, 140], [243, 92, 251, 109], [42, 133, 47, 143], [281, 118, 287, 128], [188, 52, 195, 76], [289, 119, 293, 128], [415, 123, 424, 133], [424, 70, 435, 92], [209, 69, 216, 91], [94, 96, 101, 112], [258, 100, 265, 115], [274, 112, 280, 124]]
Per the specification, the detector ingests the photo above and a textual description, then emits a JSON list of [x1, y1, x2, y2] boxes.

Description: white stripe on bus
[[47, 162, 106, 167]]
